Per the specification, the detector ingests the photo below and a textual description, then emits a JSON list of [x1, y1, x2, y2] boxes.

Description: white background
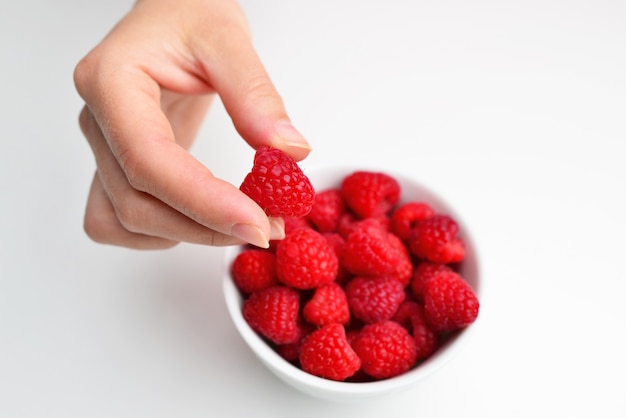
[[1, 0, 625, 417]]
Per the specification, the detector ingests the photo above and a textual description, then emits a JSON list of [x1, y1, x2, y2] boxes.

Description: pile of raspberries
[[235, 147, 479, 382]]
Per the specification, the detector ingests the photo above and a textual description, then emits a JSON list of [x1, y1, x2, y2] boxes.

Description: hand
[[74, 0, 311, 249]]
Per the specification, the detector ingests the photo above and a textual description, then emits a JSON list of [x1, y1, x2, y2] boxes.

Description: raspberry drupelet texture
[[409, 214, 465, 264], [276, 324, 314, 364], [276, 228, 338, 289], [345, 276, 406, 324], [393, 300, 440, 361], [231, 249, 278, 294], [240, 146, 315, 218], [386, 232, 414, 286], [341, 221, 398, 277], [352, 320, 418, 379], [410, 261, 454, 302], [306, 188, 346, 233], [242, 286, 302, 345], [299, 324, 361, 381], [341, 171, 400, 219], [337, 213, 390, 240], [410, 304, 440, 361], [322, 232, 352, 284], [302, 282, 350, 326], [423, 271, 479, 332], [390, 201, 435, 242]]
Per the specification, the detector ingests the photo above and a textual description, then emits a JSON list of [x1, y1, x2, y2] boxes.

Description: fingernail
[[275, 120, 312, 153], [231, 223, 270, 248], [269, 217, 285, 240]]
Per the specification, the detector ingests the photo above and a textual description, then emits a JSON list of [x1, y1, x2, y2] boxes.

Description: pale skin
[[74, 0, 311, 250]]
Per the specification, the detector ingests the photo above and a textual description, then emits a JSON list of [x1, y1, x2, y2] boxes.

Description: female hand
[[74, 0, 311, 249]]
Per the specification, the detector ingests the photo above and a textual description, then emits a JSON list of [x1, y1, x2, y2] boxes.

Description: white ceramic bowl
[[222, 166, 481, 402]]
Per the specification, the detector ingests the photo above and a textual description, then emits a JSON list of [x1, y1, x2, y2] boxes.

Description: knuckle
[[73, 55, 97, 99], [116, 145, 148, 192], [74, 48, 122, 104], [78, 107, 93, 137], [83, 183, 180, 250], [83, 211, 109, 244], [84, 209, 179, 250], [113, 196, 146, 234], [243, 73, 284, 109]]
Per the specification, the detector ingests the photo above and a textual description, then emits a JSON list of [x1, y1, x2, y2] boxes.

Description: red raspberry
[[390, 202, 435, 242], [409, 214, 465, 264], [423, 271, 479, 332], [276, 324, 314, 364], [322, 232, 346, 254], [322, 232, 352, 284], [336, 212, 359, 238], [269, 216, 312, 251], [410, 304, 440, 361], [410, 261, 454, 302], [392, 299, 422, 330], [276, 228, 338, 289], [300, 324, 361, 381], [393, 300, 440, 361], [341, 171, 400, 219], [386, 232, 414, 287], [231, 249, 278, 294], [345, 276, 406, 324], [303, 282, 350, 326], [283, 216, 312, 234], [243, 286, 302, 345], [352, 320, 417, 379], [276, 340, 302, 364], [345, 329, 361, 347], [342, 221, 397, 277], [240, 146, 315, 218], [337, 213, 389, 239], [307, 189, 346, 233]]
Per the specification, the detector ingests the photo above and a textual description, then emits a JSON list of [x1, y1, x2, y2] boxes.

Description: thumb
[[191, 23, 312, 161]]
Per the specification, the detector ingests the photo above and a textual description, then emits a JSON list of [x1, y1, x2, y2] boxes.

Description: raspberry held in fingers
[[240, 146, 315, 218]]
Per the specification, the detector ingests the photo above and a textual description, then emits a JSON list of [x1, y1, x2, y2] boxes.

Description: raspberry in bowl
[[222, 165, 481, 402]]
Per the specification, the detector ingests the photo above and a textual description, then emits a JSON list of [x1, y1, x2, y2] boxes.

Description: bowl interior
[[222, 166, 481, 401]]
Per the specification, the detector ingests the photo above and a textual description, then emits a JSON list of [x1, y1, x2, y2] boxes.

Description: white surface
[[1, 0, 625, 417]]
